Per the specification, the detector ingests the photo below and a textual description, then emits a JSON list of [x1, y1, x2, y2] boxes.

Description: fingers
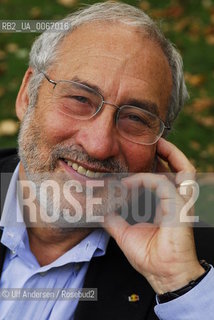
[[156, 156, 176, 184], [102, 212, 130, 247], [105, 140, 197, 233], [121, 173, 190, 227], [157, 138, 195, 174], [122, 173, 177, 200], [156, 157, 170, 173]]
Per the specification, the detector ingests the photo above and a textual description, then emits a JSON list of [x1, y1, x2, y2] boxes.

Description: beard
[[18, 105, 129, 231]]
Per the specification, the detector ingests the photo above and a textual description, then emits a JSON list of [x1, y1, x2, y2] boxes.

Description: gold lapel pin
[[128, 294, 140, 302]]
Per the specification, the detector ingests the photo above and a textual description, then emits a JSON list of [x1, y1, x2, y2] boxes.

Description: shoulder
[[0, 148, 19, 173], [194, 225, 214, 264]]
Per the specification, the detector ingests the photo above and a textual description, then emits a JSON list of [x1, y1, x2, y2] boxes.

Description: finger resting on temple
[[157, 138, 196, 174]]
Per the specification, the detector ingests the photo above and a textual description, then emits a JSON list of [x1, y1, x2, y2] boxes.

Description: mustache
[[50, 145, 128, 173]]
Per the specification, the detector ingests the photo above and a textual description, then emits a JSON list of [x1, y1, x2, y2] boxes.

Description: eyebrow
[[71, 76, 104, 96], [70, 77, 159, 116], [124, 98, 159, 116]]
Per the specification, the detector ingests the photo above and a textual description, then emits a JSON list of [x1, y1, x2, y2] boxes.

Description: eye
[[128, 114, 151, 128], [129, 114, 144, 122], [70, 95, 89, 103]]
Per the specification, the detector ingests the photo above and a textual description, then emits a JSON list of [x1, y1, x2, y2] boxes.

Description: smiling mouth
[[61, 158, 106, 178]]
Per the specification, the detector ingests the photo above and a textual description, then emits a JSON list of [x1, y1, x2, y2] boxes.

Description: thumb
[[102, 212, 129, 247]]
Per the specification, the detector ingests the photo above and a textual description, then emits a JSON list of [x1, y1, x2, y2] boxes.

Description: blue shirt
[[1, 164, 214, 319], [0, 164, 109, 320], [155, 266, 214, 319]]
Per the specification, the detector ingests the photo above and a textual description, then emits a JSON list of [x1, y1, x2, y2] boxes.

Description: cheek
[[35, 91, 80, 144], [124, 143, 156, 172], [38, 110, 80, 145]]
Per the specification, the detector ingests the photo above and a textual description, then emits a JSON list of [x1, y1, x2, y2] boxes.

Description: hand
[[102, 138, 204, 294]]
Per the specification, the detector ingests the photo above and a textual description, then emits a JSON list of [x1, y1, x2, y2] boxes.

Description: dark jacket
[[0, 149, 214, 320]]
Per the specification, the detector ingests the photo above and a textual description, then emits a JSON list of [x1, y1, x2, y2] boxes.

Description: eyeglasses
[[42, 72, 170, 145]]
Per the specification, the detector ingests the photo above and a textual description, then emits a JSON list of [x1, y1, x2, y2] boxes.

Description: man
[[0, 2, 214, 319]]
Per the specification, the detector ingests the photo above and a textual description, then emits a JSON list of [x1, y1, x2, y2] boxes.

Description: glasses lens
[[53, 81, 102, 120], [117, 106, 164, 145]]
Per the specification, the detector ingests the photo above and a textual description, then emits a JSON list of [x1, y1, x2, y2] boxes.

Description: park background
[[0, 0, 214, 171]]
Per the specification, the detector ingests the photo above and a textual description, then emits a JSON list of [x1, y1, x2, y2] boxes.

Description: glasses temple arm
[[40, 71, 57, 87]]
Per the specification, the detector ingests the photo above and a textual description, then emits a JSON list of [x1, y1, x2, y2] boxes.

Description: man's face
[[17, 22, 172, 227]]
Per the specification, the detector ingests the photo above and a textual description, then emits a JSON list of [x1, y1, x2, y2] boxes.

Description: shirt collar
[[0, 163, 25, 252]]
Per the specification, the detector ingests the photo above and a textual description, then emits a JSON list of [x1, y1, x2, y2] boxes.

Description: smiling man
[[0, 2, 214, 320]]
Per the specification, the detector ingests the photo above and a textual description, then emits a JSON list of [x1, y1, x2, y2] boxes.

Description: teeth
[[95, 172, 103, 178], [72, 163, 78, 171], [86, 170, 95, 178], [77, 166, 87, 175], [63, 159, 105, 178], [67, 160, 73, 167]]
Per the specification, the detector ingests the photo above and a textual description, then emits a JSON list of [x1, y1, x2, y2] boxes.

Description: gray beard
[[18, 170, 128, 230], [18, 105, 129, 230]]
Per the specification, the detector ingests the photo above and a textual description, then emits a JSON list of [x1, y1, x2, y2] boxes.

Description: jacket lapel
[[0, 230, 6, 275], [0, 150, 19, 213], [0, 150, 19, 274], [74, 238, 158, 320]]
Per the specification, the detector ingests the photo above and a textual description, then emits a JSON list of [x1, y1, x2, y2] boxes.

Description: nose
[[75, 107, 120, 161]]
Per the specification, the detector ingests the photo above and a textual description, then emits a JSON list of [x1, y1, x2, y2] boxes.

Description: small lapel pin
[[128, 293, 140, 302]]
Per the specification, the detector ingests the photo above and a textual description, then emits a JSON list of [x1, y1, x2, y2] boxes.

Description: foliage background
[[0, 0, 214, 171]]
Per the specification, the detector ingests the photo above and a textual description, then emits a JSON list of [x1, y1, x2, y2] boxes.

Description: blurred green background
[[0, 0, 214, 171]]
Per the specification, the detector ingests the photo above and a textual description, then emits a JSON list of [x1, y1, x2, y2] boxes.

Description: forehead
[[50, 22, 172, 118]]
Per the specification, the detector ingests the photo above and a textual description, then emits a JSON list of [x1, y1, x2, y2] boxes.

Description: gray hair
[[28, 1, 189, 127]]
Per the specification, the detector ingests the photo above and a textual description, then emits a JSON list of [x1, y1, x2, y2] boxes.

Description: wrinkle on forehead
[[54, 25, 171, 84], [56, 22, 146, 66], [65, 54, 127, 73], [51, 22, 172, 117]]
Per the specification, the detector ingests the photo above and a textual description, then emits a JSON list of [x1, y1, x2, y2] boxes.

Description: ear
[[16, 67, 34, 121]]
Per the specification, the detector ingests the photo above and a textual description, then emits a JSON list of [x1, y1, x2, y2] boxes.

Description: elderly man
[[0, 2, 214, 319]]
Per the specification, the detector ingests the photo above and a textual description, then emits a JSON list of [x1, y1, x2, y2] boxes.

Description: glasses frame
[[41, 72, 171, 145]]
